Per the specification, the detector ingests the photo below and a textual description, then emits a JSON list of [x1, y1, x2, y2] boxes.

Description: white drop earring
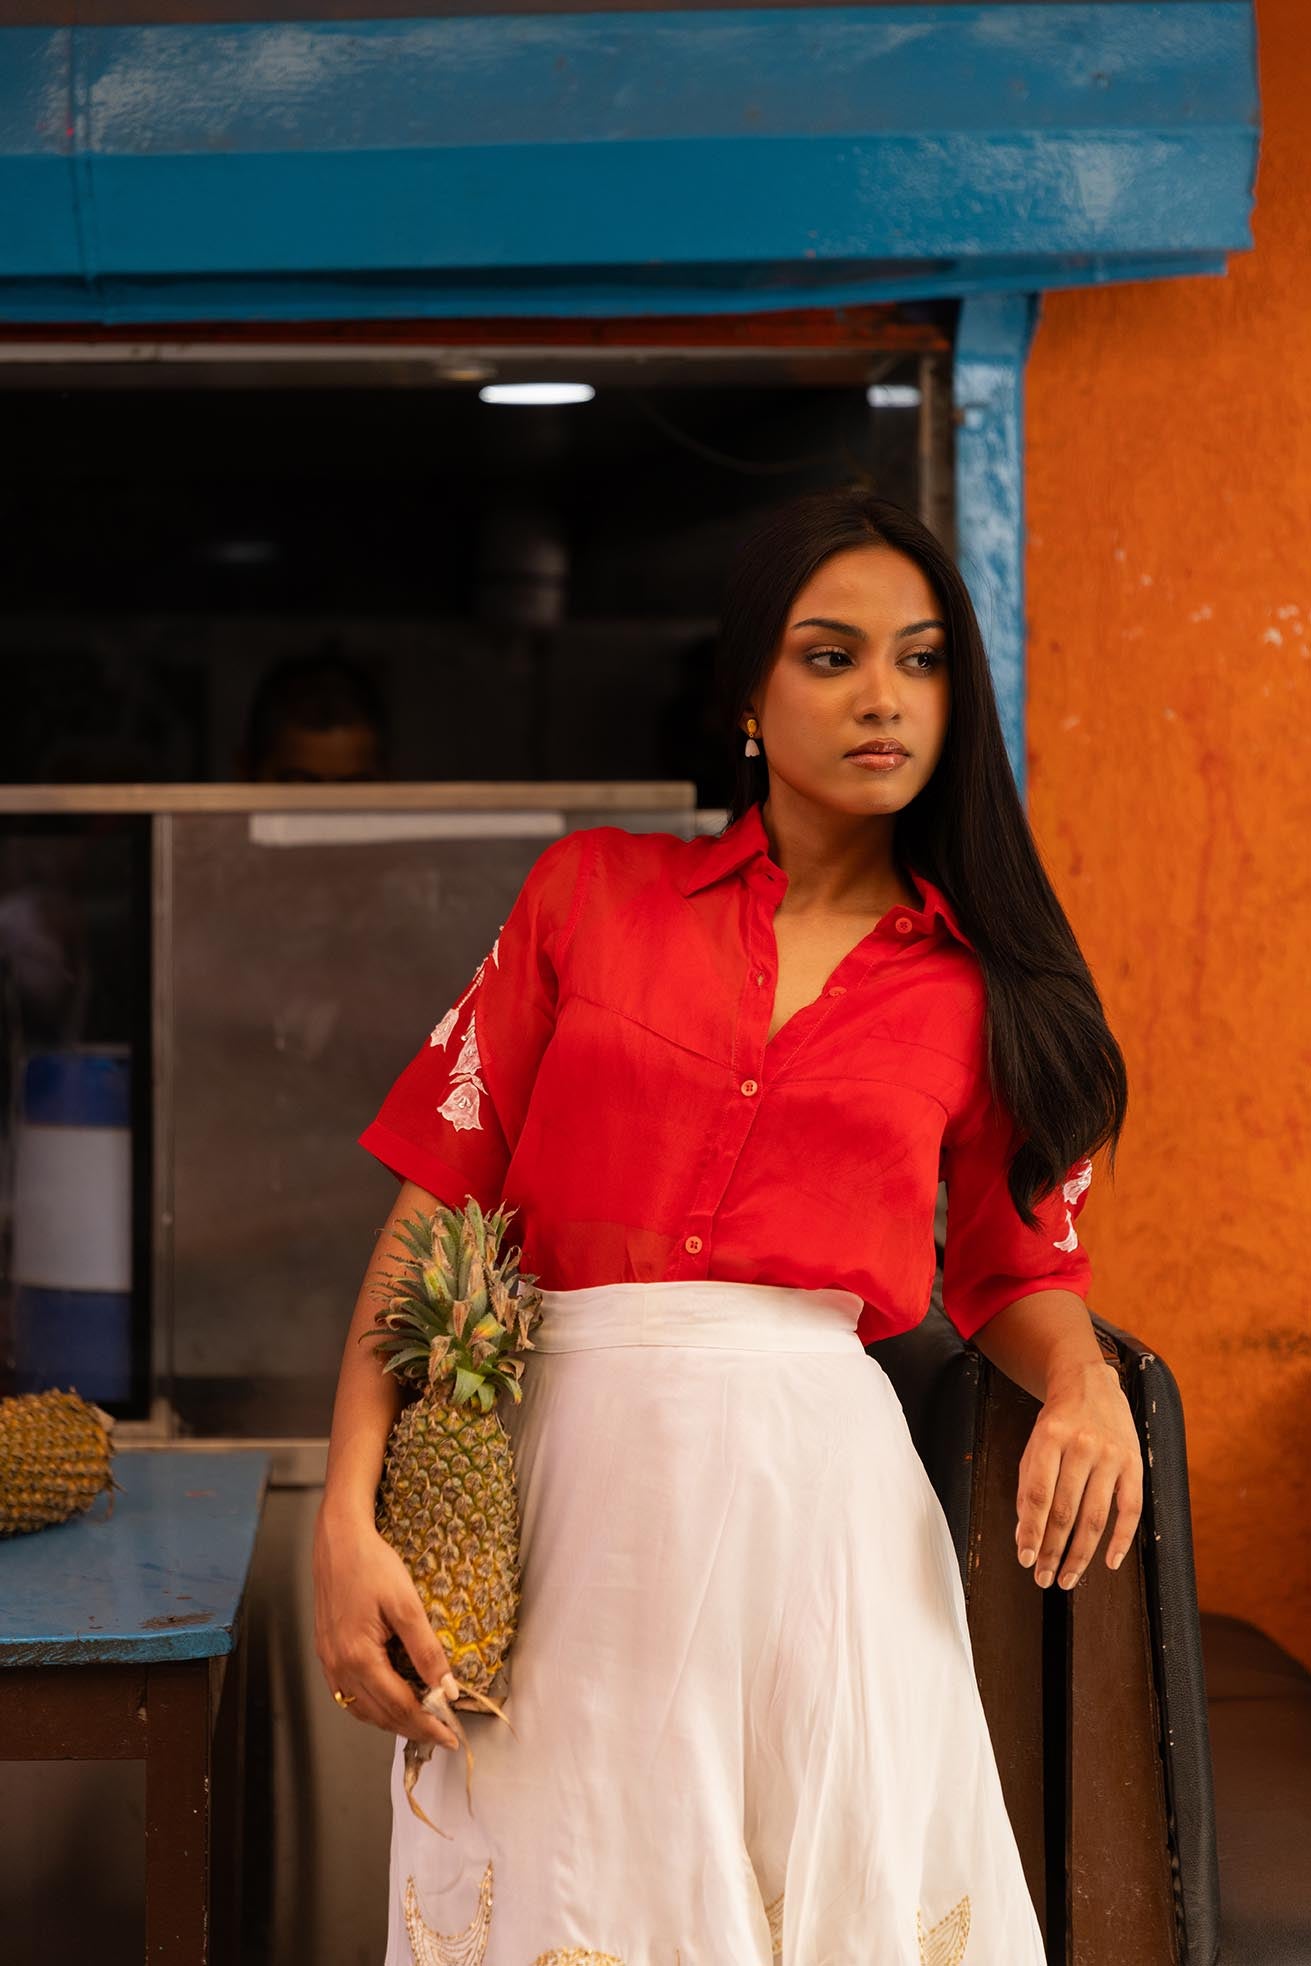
[[743, 716, 761, 758]]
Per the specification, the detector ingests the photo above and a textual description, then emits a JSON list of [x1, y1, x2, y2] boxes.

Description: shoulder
[[539, 827, 698, 976], [914, 928, 988, 1042], [511, 829, 597, 954], [926, 949, 1007, 1141], [901, 934, 992, 1132], [517, 823, 683, 950], [555, 822, 691, 889]]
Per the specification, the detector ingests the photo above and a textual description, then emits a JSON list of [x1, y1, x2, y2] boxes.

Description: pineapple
[[366, 1192, 545, 1834], [0, 1388, 117, 1536]]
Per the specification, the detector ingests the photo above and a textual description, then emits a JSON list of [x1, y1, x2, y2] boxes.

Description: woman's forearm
[[968, 1287, 1113, 1403], [320, 1179, 438, 1527]]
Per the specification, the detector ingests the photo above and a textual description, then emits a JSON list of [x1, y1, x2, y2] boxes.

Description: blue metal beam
[[0, 4, 1258, 323], [953, 291, 1038, 800]]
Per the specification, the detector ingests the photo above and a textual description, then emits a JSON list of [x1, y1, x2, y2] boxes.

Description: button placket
[[753, 871, 783, 1064], [678, 1045, 767, 1277], [680, 857, 788, 1274]]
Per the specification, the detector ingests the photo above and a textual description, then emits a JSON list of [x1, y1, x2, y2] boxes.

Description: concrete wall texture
[[1025, 0, 1308, 1666]]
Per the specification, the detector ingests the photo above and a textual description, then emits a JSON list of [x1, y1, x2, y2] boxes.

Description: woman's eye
[[804, 647, 944, 672]]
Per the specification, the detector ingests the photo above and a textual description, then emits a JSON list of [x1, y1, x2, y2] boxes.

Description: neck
[[758, 792, 912, 913]]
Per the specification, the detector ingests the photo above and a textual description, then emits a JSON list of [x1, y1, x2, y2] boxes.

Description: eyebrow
[[790, 616, 946, 639]]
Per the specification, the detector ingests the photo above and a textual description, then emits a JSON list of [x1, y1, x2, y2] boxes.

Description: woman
[[313, 487, 1141, 1965]]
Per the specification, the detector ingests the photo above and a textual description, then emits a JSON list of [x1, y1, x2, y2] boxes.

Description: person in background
[[241, 649, 389, 783]]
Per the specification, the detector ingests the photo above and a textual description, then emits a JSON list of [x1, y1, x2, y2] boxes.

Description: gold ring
[[333, 1688, 357, 1708]]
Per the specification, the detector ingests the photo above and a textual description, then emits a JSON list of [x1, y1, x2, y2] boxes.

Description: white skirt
[[385, 1278, 1047, 1966]]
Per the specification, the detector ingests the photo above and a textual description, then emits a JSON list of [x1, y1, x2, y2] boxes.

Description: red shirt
[[359, 800, 1093, 1345]]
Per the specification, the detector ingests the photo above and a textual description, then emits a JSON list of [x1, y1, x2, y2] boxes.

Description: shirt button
[[740, 1079, 758, 1097], [895, 916, 913, 934], [827, 985, 846, 997], [755, 973, 764, 985], [684, 1234, 703, 1253]]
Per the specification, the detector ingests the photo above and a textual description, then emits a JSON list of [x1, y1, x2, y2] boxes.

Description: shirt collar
[[680, 802, 975, 954]]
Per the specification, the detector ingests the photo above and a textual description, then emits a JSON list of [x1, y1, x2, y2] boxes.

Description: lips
[[846, 744, 908, 757]]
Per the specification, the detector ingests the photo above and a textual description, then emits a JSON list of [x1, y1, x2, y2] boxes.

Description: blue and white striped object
[[12, 1047, 133, 1403]]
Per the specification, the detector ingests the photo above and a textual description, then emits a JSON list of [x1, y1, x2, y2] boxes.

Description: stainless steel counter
[[0, 781, 716, 1440]]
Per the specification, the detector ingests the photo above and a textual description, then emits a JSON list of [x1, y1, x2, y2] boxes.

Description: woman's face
[[743, 543, 951, 817]]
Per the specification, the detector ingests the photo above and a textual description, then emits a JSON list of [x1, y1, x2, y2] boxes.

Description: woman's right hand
[[312, 1504, 460, 1751]]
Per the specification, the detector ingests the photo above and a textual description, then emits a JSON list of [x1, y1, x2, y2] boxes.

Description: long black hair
[[712, 485, 1127, 1227]]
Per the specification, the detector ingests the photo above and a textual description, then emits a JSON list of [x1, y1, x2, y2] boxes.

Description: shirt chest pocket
[[562, 908, 742, 1065]]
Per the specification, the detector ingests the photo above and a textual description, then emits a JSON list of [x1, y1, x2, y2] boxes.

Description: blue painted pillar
[[952, 293, 1041, 802]]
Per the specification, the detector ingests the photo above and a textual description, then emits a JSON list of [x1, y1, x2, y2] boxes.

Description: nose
[[852, 663, 902, 721]]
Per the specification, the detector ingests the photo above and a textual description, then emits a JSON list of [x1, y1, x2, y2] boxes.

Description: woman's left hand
[[1015, 1360, 1144, 1589]]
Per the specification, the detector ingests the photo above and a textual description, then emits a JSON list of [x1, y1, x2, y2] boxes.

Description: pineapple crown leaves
[[363, 1193, 544, 1412]]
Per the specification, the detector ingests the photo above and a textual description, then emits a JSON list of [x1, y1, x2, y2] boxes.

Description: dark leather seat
[[865, 1204, 1227, 1964]]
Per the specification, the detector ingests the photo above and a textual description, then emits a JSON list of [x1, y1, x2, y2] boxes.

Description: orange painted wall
[[1024, 0, 1310, 1665]]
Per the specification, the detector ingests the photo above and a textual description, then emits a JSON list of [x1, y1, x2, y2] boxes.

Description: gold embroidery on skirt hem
[[917, 1892, 972, 1965], [763, 1887, 784, 1956], [529, 1952, 626, 1964], [404, 1861, 494, 1966], [403, 1859, 970, 1964]]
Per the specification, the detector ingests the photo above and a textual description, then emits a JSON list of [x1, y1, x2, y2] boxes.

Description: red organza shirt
[[359, 801, 1093, 1346]]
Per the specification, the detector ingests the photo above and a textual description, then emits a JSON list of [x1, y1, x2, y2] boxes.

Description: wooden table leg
[[144, 1658, 214, 1964], [211, 1625, 249, 1966]]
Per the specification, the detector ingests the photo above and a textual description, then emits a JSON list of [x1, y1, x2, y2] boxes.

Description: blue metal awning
[[0, 3, 1258, 323]]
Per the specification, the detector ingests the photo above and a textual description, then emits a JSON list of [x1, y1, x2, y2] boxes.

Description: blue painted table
[[0, 1447, 270, 1964]]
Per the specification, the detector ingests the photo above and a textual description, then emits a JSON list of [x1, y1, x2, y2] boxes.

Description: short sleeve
[[358, 830, 588, 1216], [939, 1077, 1094, 1344]]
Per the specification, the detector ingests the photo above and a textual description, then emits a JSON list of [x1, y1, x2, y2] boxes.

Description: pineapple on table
[[0, 1388, 117, 1536], [366, 1192, 544, 1834]]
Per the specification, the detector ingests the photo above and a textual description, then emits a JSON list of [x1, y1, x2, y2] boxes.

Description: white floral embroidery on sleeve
[[451, 1006, 483, 1082], [428, 1006, 460, 1050], [428, 929, 502, 1049], [426, 930, 505, 1129], [437, 1071, 485, 1132], [1052, 1157, 1093, 1252], [437, 1006, 487, 1132]]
